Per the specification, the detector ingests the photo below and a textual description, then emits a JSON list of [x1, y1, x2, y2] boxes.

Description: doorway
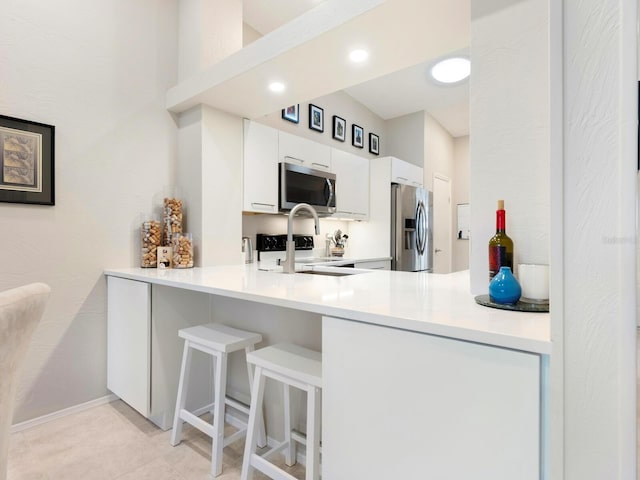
[[433, 174, 451, 274]]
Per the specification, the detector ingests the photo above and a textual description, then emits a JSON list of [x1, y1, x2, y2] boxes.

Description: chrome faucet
[[281, 203, 320, 274]]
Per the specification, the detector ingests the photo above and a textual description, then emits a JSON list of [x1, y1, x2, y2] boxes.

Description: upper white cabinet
[[331, 148, 369, 220], [279, 130, 331, 172], [243, 119, 279, 213], [389, 156, 423, 187]]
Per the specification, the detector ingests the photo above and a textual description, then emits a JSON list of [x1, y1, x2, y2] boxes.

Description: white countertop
[[104, 265, 551, 354]]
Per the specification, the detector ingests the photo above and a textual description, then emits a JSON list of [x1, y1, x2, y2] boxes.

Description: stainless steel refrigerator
[[391, 183, 433, 272]]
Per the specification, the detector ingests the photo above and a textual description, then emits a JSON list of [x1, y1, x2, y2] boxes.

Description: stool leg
[[305, 386, 321, 480], [171, 340, 192, 446], [284, 384, 296, 466], [245, 345, 267, 448], [211, 351, 227, 477], [241, 365, 266, 480]]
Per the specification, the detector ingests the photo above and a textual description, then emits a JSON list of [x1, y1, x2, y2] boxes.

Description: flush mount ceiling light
[[348, 49, 369, 63], [430, 57, 470, 85], [268, 82, 285, 93]]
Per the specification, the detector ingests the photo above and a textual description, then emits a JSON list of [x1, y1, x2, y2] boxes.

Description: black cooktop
[[256, 234, 314, 252]]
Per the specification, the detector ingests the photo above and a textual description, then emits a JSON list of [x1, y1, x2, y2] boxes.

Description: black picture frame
[[352, 124, 364, 148], [332, 115, 346, 142], [309, 104, 324, 132], [282, 104, 300, 124], [369, 132, 380, 155], [0, 114, 55, 205]]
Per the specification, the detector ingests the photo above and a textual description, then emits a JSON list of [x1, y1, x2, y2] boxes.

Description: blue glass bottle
[[489, 266, 521, 304]]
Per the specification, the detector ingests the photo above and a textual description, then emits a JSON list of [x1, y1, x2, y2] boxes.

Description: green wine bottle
[[488, 200, 513, 281]]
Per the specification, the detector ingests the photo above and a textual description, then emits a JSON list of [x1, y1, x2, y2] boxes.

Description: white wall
[[385, 111, 425, 167], [561, 0, 636, 477], [258, 90, 387, 159], [469, 0, 550, 293], [423, 112, 454, 190], [452, 136, 470, 272], [0, 1, 178, 422]]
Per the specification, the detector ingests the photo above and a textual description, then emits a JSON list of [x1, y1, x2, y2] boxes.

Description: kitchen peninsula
[[105, 265, 550, 479]]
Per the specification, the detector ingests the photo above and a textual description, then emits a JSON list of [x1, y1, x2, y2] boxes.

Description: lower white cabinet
[[322, 316, 541, 480], [353, 260, 390, 270], [107, 276, 150, 417], [107, 278, 213, 430]]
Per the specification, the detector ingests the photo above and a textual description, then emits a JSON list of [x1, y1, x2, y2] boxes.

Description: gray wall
[[258, 90, 387, 159]]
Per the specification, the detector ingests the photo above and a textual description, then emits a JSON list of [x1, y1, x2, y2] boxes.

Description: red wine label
[[489, 246, 513, 280]]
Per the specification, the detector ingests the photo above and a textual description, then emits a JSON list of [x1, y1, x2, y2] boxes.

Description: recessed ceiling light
[[349, 49, 369, 63], [268, 82, 285, 93], [430, 57, 470, 84]]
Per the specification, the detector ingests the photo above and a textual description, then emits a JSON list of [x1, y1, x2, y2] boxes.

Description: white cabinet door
[[107, 276, 150, 417], [390, 156, 423, 187], [243, 119, 279, 213], [279, 130, 331, 171], [330, 149, 369, 220], [323, 316, 541, 480], [353, 260, 390, 270]]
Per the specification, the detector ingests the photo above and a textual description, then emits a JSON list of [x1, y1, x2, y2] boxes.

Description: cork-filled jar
[[140, 219, 161, 267], [171, 233, 194, 268], [163, 197, 183, 245]]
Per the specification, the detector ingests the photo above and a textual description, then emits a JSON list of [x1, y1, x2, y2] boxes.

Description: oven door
[[279, 162, 336, 214]]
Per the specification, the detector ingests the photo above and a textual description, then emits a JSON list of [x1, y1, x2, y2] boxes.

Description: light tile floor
[[7, 400, 306, 480]]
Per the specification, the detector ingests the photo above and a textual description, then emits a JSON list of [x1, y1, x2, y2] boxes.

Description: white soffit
[[243, 0, 326, 35], [166, 0, 470, 119]]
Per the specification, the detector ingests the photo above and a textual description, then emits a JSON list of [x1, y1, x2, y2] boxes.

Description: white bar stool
[[170, 323, 266, 477], [241, 343, 322, 480]]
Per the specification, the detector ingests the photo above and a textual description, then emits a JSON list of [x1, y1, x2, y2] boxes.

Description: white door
[[433, 174, 451, 273]]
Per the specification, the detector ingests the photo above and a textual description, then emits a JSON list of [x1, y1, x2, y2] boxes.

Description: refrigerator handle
[[416, 201, 427, 255]]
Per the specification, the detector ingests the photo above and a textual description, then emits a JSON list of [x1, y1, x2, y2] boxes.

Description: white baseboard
[[11, 394, 118, 433]]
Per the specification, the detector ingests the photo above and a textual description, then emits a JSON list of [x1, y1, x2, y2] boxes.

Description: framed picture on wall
[[369, 132, 379, 155], [352, 124, 364, 148], [332, 115, 346, 142], [309, 104, 324, 132], [0, 114, 55, 205], [282, 104, 300, 123]]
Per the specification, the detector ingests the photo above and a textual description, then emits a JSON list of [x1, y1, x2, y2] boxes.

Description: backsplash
[[242, 214, 352, 260]]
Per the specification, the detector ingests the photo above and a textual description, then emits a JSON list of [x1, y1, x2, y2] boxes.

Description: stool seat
[[171, 322, 266, 478], [242, 343, 323, 480], [247, 343, 322, 388], [179, 323, 263, 353]]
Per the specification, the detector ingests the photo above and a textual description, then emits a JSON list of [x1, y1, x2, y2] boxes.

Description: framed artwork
[[282, 104, 300, 123], [332, 115, 346, 142], [352, 124, 364, 148], [0, 114, 55, 205], [309, 104, 324, 132], [369, 132, 380, 155]]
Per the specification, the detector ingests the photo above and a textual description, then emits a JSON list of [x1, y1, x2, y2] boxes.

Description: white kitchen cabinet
[[279, 130, 331, 172], [322, 316, 541, 480], [330, 148, 369, 220], [389, 155, 424, 187], [107, 278, 214, 430], [107, 276, 150, 417], [243, 119, 279, 213], [353, 259, 390, 270]]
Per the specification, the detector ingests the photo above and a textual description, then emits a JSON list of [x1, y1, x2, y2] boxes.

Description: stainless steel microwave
[[279, 162, 336, 214]]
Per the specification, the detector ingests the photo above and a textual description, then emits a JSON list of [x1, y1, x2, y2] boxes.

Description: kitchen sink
[[297, 268, 367, 277], [294, 257, 338, 264], [297, 270, 353, 277]]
